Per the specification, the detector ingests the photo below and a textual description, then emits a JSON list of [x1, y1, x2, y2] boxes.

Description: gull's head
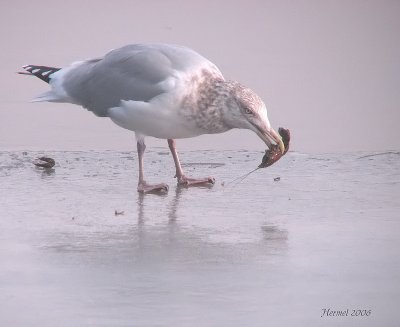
[[225, 82, 284, 153]]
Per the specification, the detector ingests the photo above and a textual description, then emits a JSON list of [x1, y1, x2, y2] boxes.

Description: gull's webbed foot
[[177, 175, 215, 187], [137, 181, 169, 194]]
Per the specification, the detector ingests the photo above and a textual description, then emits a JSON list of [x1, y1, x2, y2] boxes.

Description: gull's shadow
[[168, 186, 184, 223], [137, 185, 184, 225], [136, 182, 214, 226], [38, 185, 289, 266]]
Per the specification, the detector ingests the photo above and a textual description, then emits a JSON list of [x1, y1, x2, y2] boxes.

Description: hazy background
[[0, 0, 399, 153]]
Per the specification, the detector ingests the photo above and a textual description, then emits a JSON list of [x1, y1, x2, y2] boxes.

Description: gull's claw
[[177, 175, 215, 187], [137, 181, 169, 194]]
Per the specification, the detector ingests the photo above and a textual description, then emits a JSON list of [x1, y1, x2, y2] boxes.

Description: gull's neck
[[179, 73, 242, 133]]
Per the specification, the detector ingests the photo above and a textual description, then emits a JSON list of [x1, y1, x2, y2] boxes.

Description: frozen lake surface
[[0, 150, 399, 326]]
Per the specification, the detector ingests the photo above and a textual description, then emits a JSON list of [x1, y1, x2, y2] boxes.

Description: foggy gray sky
[[0, 0, 399, 153]]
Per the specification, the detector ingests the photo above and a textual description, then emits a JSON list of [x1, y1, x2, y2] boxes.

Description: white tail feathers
[[31, 91, 62, 103]]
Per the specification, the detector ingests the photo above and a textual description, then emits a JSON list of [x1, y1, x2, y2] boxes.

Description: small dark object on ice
[[115, 210, 125, 216], [259, 128, 290, 168], [34, 157, 55, 168], [274, 177, 281, 182]]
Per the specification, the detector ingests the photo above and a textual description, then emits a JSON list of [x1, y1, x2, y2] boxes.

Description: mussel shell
[[258, 127, 290, 168]]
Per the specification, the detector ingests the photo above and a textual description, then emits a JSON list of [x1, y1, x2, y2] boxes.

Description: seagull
[[20, 43, 284, 193]]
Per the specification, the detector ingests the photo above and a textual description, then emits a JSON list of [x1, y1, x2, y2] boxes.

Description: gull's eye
[[245, 108, 253, 115]]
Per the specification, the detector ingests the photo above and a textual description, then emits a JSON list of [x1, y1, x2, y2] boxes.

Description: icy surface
[[0, 150, 399, 326]]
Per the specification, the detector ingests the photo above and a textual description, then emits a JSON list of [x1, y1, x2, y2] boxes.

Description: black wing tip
[[21, 65, 61, 83], [17, 71, 32, 75]]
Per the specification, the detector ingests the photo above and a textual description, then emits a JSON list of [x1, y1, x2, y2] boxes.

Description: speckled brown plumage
[[180, 69, 230, 132]]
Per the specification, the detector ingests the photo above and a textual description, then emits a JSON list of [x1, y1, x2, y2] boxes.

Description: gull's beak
[[256, 127, 285, 154]]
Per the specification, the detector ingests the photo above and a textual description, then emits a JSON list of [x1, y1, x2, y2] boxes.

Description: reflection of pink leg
[[168, 139, 215, 187], [136, 140, 169, 194]]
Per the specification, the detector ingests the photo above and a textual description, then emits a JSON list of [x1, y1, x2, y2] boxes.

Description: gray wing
[[62, 44, 179, 117]]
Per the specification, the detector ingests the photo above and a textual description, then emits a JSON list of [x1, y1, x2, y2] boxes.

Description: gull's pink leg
[[167, 139, 215, 187], [137, 139, 169, 194]]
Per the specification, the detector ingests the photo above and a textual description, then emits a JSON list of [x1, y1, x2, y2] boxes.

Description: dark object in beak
[[34, 157, 56, 168], [259, 127, 290, 168]]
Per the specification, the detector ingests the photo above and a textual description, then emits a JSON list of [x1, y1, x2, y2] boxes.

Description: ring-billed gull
[[21, 43, 284, 193]]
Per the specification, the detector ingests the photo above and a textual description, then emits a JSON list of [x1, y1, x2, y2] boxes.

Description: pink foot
[[137, 181, 169, 194], [177, 175, 215, 187]]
